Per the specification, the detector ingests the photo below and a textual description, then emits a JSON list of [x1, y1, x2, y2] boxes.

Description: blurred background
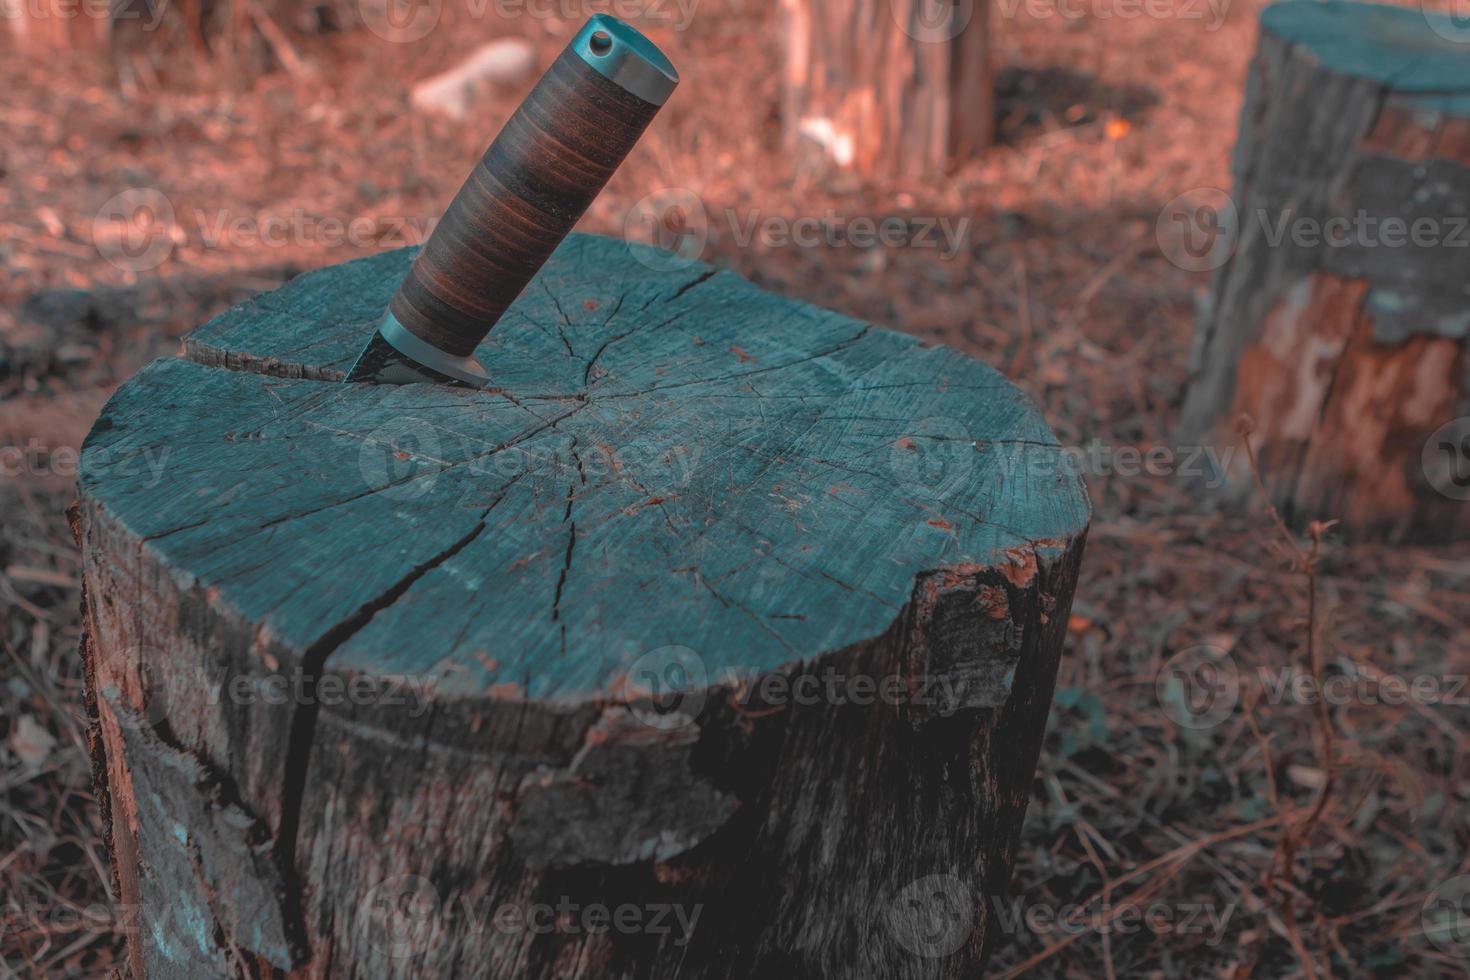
[[4, 0, 1470, 975]]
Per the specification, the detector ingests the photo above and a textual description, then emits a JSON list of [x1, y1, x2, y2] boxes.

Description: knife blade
[[346, 14, 679, 387]]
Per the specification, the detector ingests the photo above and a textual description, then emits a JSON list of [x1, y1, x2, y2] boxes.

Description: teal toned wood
[[80, 233, 1089, 978], [1181, 1, 1470, 542], [1262, 0, 1470, 114]]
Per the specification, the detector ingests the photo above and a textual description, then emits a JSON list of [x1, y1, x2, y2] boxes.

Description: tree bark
[[780, 0, 993, 179], [4, 0, 108, 49], [78, 233, 1089, 978], [1179, 0, 1470, 543]]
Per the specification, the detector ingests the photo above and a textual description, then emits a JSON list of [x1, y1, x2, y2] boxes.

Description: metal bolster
[[377, 311, 492, 388]]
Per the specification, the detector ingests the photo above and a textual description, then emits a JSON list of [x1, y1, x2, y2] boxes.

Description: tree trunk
[[77, 233, 1089, 978], [1179, 0, 1470, 543], [780, 0, 993, 179], [4, 0, 108, 50]]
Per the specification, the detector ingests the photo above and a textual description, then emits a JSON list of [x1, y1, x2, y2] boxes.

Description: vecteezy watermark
[[622, 188, 972, 272], [356, 418, 449, 502], [994, 0, 1230, 30], [1155, 645, 1241, 730], [885, 874, 975, 958], [91, 188, 435, 272], [355, 420, 704, 502], [1156, 187, 1239, 273], [0, 897, 226, 944], [359, 0, 698, 44], [722, 209, 970, 260], [624, 187, 710, 272], [1424, 874, 1470, 956], [117, 647, 439, 732], [68, 440, 173, 487], [991, 438, 1236, 488], [989, 896, 1237, 943], [885, 423, 1238, 501], [93, 188, 440, 273], [6, 439, 171, 486], [887, 417, 978, 501], [623, 645, 709, 729], [618, 647, 969, 731], [357, 875, 704, 958], [358, 0, 442, 42], [0, 0, 168, 29], [889, 0, 978, 42], [1256, 666, 1470, 709], [1156, 187, 1470, 272], [730, 668, 964, 718], [214, 668, 437, 717], [1422, 0, 1470, 45], [492, 0, 698, 28], [1156, 646, 1470, 730], [1423, 417, 1470, 501], [92, 188, 179, 274]]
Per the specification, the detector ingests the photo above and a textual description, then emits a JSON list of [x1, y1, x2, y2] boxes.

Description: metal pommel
[[572, 14, 679, 106]]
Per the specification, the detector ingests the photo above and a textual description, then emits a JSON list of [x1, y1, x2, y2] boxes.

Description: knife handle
[[388, 15, 678, 359]]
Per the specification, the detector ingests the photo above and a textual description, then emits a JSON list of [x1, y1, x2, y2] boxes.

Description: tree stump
[[780, 0, 993, 178], [76, 233, 1088, 978], [1178, 0, 1470, 542]]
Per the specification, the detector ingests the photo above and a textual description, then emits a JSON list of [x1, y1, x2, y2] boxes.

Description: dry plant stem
[[1073, 824, 1119, 980], [1240, 417, 1341, 979]]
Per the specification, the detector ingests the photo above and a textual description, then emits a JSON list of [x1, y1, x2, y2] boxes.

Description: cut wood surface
[[78, 233, 1089, 977], [1182, 0, 1470, 543]]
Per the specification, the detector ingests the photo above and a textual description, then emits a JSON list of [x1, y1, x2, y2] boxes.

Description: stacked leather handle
[[388, 16, 678, 360]]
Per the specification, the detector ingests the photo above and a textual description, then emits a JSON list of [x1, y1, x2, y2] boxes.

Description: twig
[[1239, 416, 1341, 980]]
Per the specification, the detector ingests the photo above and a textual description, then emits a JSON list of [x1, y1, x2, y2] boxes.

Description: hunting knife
[[346, 15, 679, 387]]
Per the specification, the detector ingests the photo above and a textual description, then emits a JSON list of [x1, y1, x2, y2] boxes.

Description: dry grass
[[3, 0, 1469, 975]]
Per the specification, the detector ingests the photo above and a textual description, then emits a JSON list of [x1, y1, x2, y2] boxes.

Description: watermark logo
[[357, 419, 447, 501], [8, 438, 171, 486], [112, 648, 439, 731], [624, 187, 710, 272], [496, 0, 699, 27], [1158, 187, 1470, 272], [93, 187, 177, 273], [725, 209, 969, 259], [886, 874, 974, 958], [1156, 187, 1238, 272], [112, 649, 222, 733], [994, 0, 1230, 30], [1422, 0, 1470, 44], [623, 645, 708, 729], [1155, 645, 1239, 729], [990, 438, 1234, 487], [989, 896, 1236, 942], [1423, 874, 1470, 955], [623, 190, 972, 270], [0, 0, 167, 29], [359, 0, 442, 42], [1157, 649, 1468, 730], [887, 416, 976, 500], [360, 874, 441, 958], [732, 668, 964, 717], [356, 879, 702, 957], [891, 0, 977, 42], [360, 0, 698, 40], [1423, 417, 1470, 501]]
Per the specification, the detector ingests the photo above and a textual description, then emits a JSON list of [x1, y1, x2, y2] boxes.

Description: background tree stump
[[1178, 0, 1470, 542], [77, 233, 1088, 978], [780, 0, 993, 178]]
